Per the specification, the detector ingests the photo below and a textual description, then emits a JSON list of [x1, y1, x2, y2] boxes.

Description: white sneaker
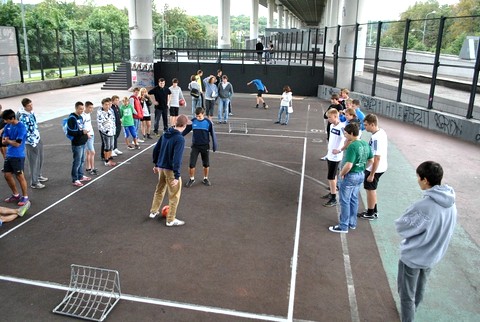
[[166, 218, 185, 227], [111, 151, 117, 157], [149, 212, 158, 219], [137, 138, 145, 143], [114, 149, 123, 155]]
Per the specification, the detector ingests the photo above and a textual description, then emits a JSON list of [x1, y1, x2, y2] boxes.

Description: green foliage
[[0, 0, 21, 27], [82, 5, 129, 34]]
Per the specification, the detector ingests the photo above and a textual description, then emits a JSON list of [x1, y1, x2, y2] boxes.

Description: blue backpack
[[62, 116, 77, 140]]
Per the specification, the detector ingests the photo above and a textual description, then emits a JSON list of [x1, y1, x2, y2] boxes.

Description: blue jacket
[[183, 118, 217, 151], [152, 127, 185, 179]]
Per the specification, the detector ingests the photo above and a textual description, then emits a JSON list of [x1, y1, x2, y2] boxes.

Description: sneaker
[[185, 178, 195, 188], [31, 183, 45, 189], [274, 121, 280, 124], [17, 196, 29, 206], [202, 178, 211, 186], [72, 180, 83, 187], [111, 151, 118, 157], [89, 168, 98, 175], [80, 176, 91, 182], [113, 148, 123, 155], [105, 160, 117, 167], [0, 219, 3, 227], [149, 212, 159, 219], [127, 145, 134, 150], [137, 138, 145, 143], [38, 176, 49, 182], [358, 211, 378, 220], [323, 199, 337, 207], [255, 105, 259, 108], [329, 225, 348, 233], [4, 194, 20, 203], [321, 193, 331, 199], [264, 105, 269, 109], [229, 113, 233, 116], [135, 145, 141, 150], [147, 134, 153, 139], [166, 218, 185, 227], [349, 225, 356, 230], [18, 200, 31, 217], [320, 156, 327, 161]]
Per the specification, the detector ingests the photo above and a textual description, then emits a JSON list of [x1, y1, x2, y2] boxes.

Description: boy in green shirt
[[329, 123, 373, 233]]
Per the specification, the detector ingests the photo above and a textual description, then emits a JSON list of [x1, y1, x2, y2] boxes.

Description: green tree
[[0, 0, 22, 27]]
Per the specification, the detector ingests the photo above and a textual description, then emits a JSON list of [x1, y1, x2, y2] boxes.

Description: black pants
[[154, 108, 169, 133]]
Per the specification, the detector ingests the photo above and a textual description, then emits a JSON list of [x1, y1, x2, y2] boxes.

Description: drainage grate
[[53, 264, 121, 321]]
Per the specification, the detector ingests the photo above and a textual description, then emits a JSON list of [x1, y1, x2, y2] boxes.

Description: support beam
[[250, 0, 260, 40], [218, 0, 231, 49]]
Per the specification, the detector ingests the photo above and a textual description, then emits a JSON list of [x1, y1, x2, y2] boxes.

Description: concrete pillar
[[267, 0, 275, 28], [284, 10, 289, 29], [325, 0, 339, 59], [276, 4, 284, 28], [218, 0, 231, 49], [337, 0, 367, 88], [128, 0, 153, 87], [250, 0, 259, 40]]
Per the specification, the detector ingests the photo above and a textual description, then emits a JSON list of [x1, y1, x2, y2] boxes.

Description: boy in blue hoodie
[[148, 114, 189, 226], [395, 161, 457, 322]]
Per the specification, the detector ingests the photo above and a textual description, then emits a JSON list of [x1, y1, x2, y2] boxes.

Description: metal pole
[[428, 16, 445, 110], [72, 30, 78, 76], [397, 19, 411, 102], [20, 0, 31, 78], [466, 35, 480, 119], [56, 29, 62, 78], [14, 27, 25, 83], [371, 21, 383, 97]]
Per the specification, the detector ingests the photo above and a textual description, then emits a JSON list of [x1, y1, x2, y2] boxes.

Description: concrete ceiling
[[268, 0, 328, 26]]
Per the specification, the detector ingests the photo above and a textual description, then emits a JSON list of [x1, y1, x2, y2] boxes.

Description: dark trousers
[[154, 108, 169, 133]]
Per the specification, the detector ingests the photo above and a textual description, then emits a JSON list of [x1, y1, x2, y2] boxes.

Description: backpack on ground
[[62, 116, 77, 140]]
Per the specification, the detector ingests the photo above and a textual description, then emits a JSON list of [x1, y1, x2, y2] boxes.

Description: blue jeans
[[277, 105, 289, 124], [191, 97, 202, 116], [218, 98, 230, 122], [338, 171, 365, 230], [71, 144, 86, 182]]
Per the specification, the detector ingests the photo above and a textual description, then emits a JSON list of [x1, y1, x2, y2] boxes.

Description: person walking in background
[[110, 95, 123, 156], [203, 75, 218, 121], [83, 101, 98, 175], [66, 102, 90, 187], [217, 75, 234, 124], [148, 78, 171, 135], [195, 69, 205, 108], [2, 109, 30, 206], [183, 107, 217, 188], [395, 161, 457, 322], [17, 98, 48, 189], [275, 85, 292, 125], [148, 115, 189, 227], [358, 114, 388, 220], [247, 79, 268, 109], [255, 39, 264, 64], [329, 123, 373, 233]]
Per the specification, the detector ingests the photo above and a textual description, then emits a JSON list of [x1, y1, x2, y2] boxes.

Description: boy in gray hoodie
[[395, 161, 457, 322]]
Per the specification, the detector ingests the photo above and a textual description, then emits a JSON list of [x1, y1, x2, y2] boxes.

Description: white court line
[[0, 144, 155, 240], [0, 275, 287, 322], [341, 234, 360, 322]]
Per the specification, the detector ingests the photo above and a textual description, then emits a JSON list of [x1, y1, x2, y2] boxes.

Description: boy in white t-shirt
[[323, 109, 346, 207], [83, 101, 98, 175], [358, 114, 388, 220]]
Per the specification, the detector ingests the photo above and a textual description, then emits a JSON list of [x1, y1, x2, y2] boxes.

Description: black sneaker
[[321, 193, 331, 199], [185, 178, 195, 188], [202, 178, 211, 186], [323, 199, 337, 207], [358, 211, 378, 220], [329, 225, 348, 233]]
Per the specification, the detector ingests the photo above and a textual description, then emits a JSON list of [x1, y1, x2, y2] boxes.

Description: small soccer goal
[[228, 121, 248, 134], [52, 264, 121, 321]]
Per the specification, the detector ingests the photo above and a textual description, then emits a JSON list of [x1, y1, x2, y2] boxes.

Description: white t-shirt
[[327, 122, 345, 162], [367, 128, 388, 173], [82, 112, 93, 135]]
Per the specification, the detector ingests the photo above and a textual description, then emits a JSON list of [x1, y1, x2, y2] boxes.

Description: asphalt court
[[0, 91, 401, 321]]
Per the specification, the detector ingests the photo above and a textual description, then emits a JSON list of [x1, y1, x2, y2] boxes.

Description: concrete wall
[[0, 74, 110, 99], [318, 85, 480, 145], [154, 62, 324, 96]]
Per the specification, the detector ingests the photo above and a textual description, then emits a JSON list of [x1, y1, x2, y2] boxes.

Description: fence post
[[36, 28, 45, 81], [56, 29, 62, 78], [86, 31, 92, 74], [72, 30, 78, 76], [466, 32, 480, 119], [350, 23, 360, 91], [397, 19, 411, 102], [121, 33, 126, 61], [99, 31, 104, 73], [428, 16, 445, 110], [14, 26, 25, 83], [371, 21, 383, 97], [111, 32, 115, 71]]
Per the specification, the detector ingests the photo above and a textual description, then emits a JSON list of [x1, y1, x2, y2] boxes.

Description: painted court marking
[[1, 126, 359, 321]]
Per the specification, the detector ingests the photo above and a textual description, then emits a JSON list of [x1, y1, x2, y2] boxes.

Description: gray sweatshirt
[[395, 184, 457, 269]]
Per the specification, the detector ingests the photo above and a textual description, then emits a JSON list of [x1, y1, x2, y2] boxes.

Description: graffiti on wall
[[433, 113, 462, 136]]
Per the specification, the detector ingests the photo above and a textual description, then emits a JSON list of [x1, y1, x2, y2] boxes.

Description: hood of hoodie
[[424, 184, 455, 208], [163, 127, 179, 139]]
